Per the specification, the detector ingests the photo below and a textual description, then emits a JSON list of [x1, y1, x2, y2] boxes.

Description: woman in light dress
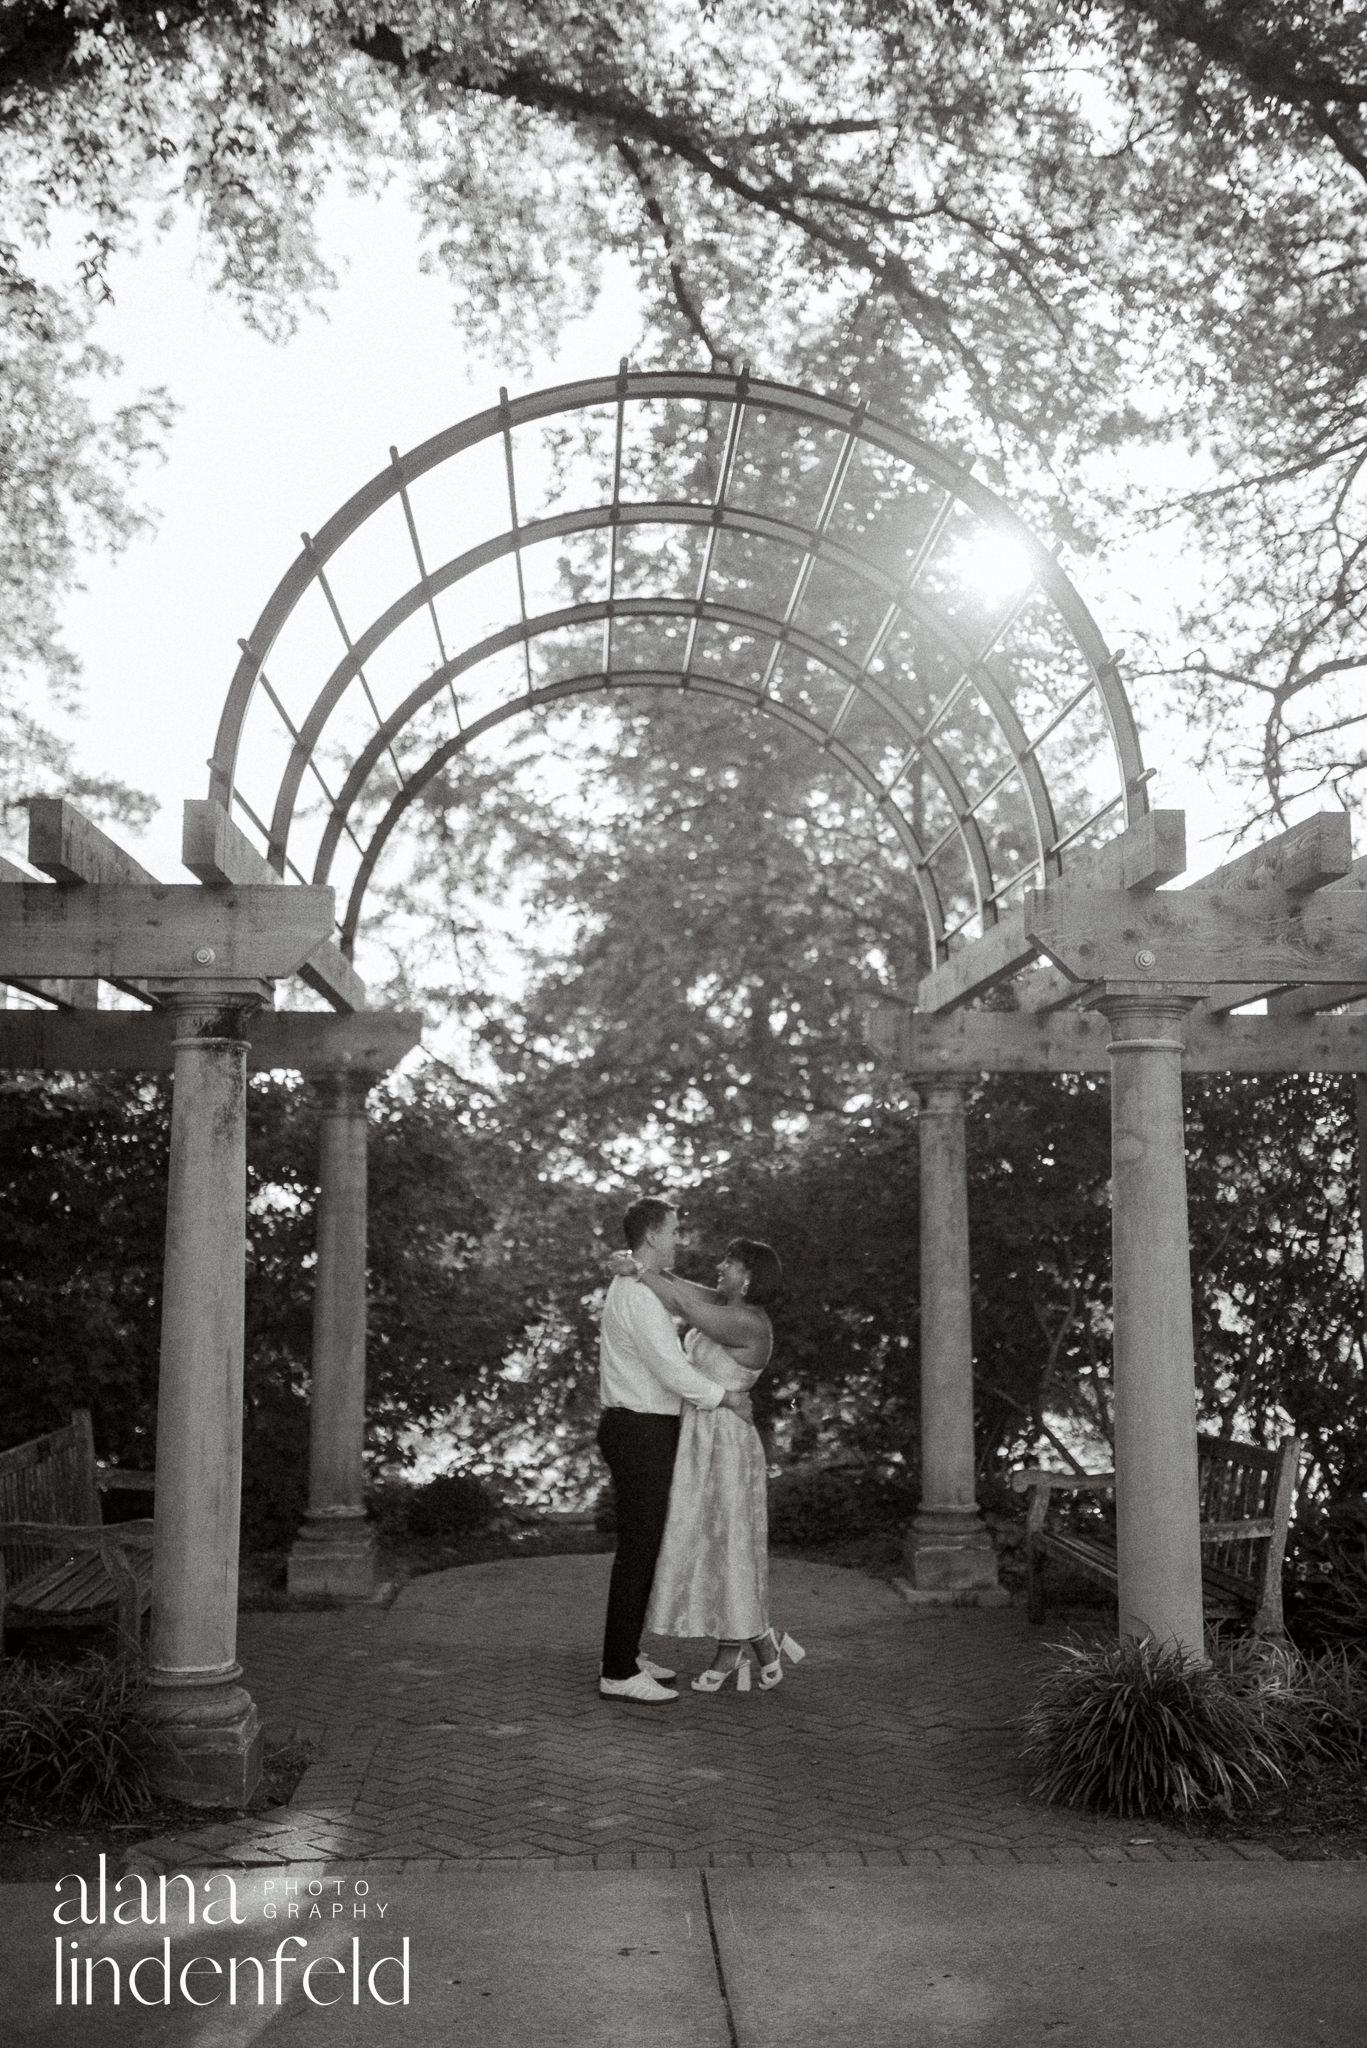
[[611, 1236, 804, 1693]]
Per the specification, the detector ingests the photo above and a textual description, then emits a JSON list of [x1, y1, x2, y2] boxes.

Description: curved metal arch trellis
[[209, 369, 1149, 970]]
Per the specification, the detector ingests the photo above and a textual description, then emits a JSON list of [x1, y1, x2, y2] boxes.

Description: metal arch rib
[[336, 671, 944, 958], [209, 368, 1145, 836], [309, 593, 982, 940], [266, 500, 1020, 914]]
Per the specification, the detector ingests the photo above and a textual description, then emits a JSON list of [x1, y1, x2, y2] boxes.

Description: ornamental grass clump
[[0, 1653, 152, 1825], [1022, 1636, 1285, 1819], [1231, 1639, 1367, 1774]]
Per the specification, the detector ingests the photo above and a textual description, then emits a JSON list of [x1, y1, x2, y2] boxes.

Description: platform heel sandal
[[755, 1629, 805, 1690], [692, 1644, 751, 1693]]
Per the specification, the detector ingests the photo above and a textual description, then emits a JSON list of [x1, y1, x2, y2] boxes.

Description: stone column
[[287, 1066, 379, 1599], [142, 985, 265, 1806], [1356, 1076, 1367, 1318], [1095, 990, 1204, 1658], [903, 1076, 1006, 1603]]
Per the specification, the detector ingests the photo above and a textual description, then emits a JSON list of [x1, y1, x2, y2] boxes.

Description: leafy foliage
[[1286, 1504, 1367, 1655], [2, 1, 1366, 818], [767, 1463, 917, 1547], [398, 1469, 505, 1540], [1025, 1632, 1367, 1820], [0, 290, 167, 828], [0, 1069, 525, 1542], [1023, 1635, 1287, 1818], [0, 1652, 152, 1824]]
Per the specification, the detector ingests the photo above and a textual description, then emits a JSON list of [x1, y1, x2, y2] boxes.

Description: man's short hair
[[623, 1196, 677, 1251], [727, 1237, 784, 1308]]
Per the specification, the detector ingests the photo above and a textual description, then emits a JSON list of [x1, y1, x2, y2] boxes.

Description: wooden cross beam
[[28, 798, 159, 1006], [183, 801, 367, 1013], [864, 1004, 1367, 1073], [0, 852, 98, 1010], [1024, 886, 1367, 987], [1190, 810, 1352, 898], [0, 1007, 422, 1074], [915, 810, 1187, 1013], [1017, 811, 1357, 1019], [0, 885, 336, 983], [1189, 815, 1357, 1014]]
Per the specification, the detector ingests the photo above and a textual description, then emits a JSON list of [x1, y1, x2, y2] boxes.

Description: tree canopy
[[4, 3, 1367, 1524], [3, 1, 1366, 815]]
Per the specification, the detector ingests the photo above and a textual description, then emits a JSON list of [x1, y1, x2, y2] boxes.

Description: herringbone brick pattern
[[133, 1555, 1261, 1871]]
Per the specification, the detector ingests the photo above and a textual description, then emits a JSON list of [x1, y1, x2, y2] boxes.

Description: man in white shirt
[[597, 1195, 752, 1702]]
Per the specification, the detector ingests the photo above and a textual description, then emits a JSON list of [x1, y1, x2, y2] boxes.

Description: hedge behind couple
[[596, 1195, 804, 1702]]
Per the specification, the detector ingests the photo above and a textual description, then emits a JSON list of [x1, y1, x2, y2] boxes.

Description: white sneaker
[[596, 1654, 678, 1682], [599, 1672, 679, 1702]]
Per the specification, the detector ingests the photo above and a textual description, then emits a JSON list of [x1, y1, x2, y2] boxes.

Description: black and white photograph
[[2, 4, 1366, 2041]]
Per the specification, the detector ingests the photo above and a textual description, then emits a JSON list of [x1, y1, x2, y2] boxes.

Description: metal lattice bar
[[499, 388, 535, 698], [388, 446, 461, 728], [209, 369, 1145, 964], [246, 647, 367, 863], [681, 383, 749, 683], [602, 358, 630, 677], [755, 403, 866, 702], [301, 533, 408, 792], [225, 785, 310, 885]]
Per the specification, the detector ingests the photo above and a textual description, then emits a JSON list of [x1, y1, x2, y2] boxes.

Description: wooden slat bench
[[0, 1411, 155, 1653], [1011, 1434, 1302, 1636]]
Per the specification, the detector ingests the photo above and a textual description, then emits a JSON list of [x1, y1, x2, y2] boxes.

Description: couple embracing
[[596, 1195, 804, 1702]]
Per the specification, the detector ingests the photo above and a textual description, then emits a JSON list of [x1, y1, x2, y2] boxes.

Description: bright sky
[[40, 185, 644, 882], [36, 179, 1259, 911]]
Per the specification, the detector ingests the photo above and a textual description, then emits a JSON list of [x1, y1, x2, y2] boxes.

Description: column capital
[[1085, 985, 1204, 1050], [147, 980, 270, 1040], [305, 1061, 383, 1113], [907, 1072, 968, 1111]]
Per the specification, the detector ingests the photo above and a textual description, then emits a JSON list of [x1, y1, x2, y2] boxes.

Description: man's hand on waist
[[719, 1388, 753, 1423]]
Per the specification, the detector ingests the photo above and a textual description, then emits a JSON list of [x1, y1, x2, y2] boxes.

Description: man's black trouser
[[597, 1408, 681, 1681]]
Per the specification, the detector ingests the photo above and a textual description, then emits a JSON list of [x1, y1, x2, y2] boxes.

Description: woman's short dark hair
[[728, 1237, 783, 1308]]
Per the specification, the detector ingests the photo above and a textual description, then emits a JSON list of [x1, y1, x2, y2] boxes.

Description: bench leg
[[1027, 1539, 1046, 1625]]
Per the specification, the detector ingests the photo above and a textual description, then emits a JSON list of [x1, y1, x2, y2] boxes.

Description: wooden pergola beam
[[183, 801, 367, 1014], [28, 798, 158, 887], [27, 797, 159, 1006], [0, 852, 98, 1010], [1188, 820, 1360, 1013], [1191, 809, 1352, 898], [865, 1001, 1367, 1071], [0, 884, 335, 983], [1025, 886, 1367, 989], [916, 810, 1186, 1013], [0, 1007, 421, 1074]]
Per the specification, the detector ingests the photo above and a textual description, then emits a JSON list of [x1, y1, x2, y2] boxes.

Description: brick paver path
[[134, 1556, 1271, 1873]]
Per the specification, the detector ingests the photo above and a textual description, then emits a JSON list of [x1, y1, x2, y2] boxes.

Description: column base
[[903, 1507, 1005, 1596], [287, 1513, 379, 1600], [141, 1675, 263, 1809], [893, 1579, 1011, 1611]]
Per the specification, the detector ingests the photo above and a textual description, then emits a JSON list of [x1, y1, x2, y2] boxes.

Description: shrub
[[1022, 1636, 1286, 1818], [398, 1470, 504, 1541], [1231, 1639, 1367, 1773], [1285, 1502, 1367, 1653], [592, 1482, 616, 1535], [0, 1654, 152, 1824], [768, 1463, 917, 1547]]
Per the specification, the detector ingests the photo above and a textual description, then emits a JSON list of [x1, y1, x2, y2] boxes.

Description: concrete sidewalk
[[10, 1556, 1365, 2044], [132, 1554, 1246, 1870], [8, 1859, 1366, 2045]]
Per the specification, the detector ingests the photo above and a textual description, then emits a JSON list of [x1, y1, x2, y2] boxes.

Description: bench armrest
[[0, 1521, 154, 1550], [97, 1468, 156, 1493], [1200, 1519, 1275, 1544], [1010, 1469, 1116, 1495]]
